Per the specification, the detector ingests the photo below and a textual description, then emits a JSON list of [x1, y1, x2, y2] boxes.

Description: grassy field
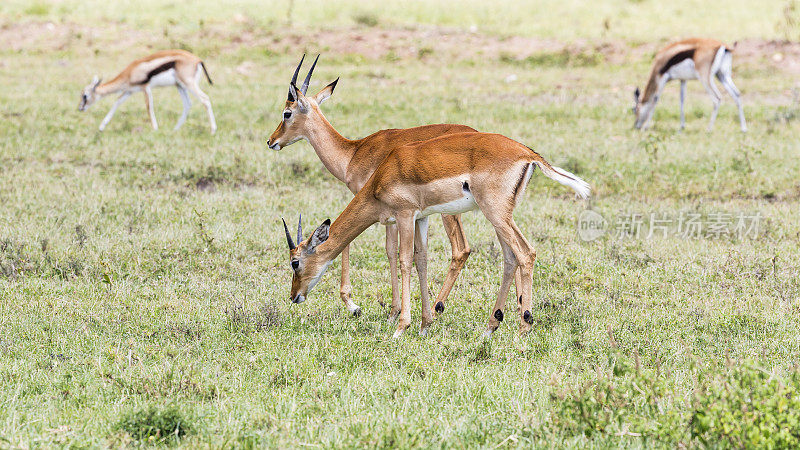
[[2, 0, 800, 447]]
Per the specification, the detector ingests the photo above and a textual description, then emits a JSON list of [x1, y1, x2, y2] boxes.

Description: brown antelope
[[79, 50, 217, 134], [267, 55, 477, 319], [633, 38, 746, 132], [282, 128, 590, 338]]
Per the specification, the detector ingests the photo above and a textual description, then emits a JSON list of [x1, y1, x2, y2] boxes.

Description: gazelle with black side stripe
[[633, 38, 746, 132], [79, 49, 217, 134]]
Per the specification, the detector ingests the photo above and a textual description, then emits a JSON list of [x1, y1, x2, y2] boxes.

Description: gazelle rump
[[79, 49, 217, 133], [633, 38, 746, 132], [267, 55, 476, 319], [283, 132, 590, 337]]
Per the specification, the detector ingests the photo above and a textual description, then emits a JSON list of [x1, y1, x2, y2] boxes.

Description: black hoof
[[494, 309, 504, 322], [518, 295, 522, 305], [352, 308, 362, 317], [434, 302, 445, 313], [523, 310, 533, 324]]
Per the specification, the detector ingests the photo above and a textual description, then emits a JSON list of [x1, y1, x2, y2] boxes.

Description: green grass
[[1, 1, 800, 447]]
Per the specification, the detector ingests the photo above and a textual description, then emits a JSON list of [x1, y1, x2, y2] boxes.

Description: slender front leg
[[434, 214, 471, 314], [174, 84, 192, 131], [98, 91, 132, 131], [679, 80, 687, 130], [385, 223, 401, 321], [414, 216, 433, 335], [143, 85, 158, 130], [392, 213, 415, 339], [339, 244, 361, 316]]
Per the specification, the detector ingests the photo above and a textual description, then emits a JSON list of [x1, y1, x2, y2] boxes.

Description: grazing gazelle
[[282, 125, 591, 338], [633, 38, 746, 132], [79, 49, 217, 134], [268, 55, 477, 318]]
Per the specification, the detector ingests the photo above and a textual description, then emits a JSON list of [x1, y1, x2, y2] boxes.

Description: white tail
[[532, 161, 592, 199]]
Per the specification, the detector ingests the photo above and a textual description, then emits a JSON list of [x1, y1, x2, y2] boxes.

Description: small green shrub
[[691, 363, 800, 448], [549, 352, 686, 443], [353, 13, 379, 27], [116, 405, 192, 442]]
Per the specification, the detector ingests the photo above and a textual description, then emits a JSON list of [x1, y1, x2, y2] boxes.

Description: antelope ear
[[307, 219, 330, 252], [92, 76, 102, 89], [294, 86, 311, 114], [313, 78, 339, 105]]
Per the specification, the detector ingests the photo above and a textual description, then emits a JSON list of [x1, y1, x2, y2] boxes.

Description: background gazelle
[[79, 49, 217, 134], [268, 55, 477, 319], [633, 38, 746, 132], [282, 126, 590, 338]]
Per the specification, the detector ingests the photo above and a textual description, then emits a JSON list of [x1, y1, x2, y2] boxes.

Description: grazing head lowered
[[632, 86, 656, 130], [282, 216, 332, 304], [267, 54, 339, 151], [78, 76, 102, 111]]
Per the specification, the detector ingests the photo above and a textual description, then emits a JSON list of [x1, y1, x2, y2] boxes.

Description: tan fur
[[81, 50, 216, 133], [286, 131, 589, 337], [634, 38, 745, 131], [269, 77, 477, 318], [641, 38, 728, 103]]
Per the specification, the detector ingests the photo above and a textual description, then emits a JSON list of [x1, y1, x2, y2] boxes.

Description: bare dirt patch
[[4, 20, 800, 76]]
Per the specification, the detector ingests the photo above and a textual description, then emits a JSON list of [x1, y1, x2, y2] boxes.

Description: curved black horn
[[301, 54, 320, 95], [288, 54, 305, 100], [297, 214, 303, 243], [282, 218, 295, 249]]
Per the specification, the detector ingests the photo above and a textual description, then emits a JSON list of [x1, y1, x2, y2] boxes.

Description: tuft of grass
[[353, 12, 379, 27], [116, 405, 192, 442]]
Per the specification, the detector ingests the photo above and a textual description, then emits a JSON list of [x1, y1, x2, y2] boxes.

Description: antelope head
[[282, 215, 333, 303], [78, 75, 102, 111], [267, 54, 339, 150], [632, 86, 657, 129]]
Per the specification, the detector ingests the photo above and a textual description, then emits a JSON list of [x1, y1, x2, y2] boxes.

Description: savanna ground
[[1, 0, 800, 447]]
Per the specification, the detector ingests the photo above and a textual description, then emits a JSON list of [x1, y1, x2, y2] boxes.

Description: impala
[[633, 38, 746, 132], [282, 125, 591, 337], [79, 49, 217, 134], [268, 55, 478, 319]]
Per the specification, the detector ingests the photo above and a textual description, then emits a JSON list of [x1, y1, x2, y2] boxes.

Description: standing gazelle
[[633, 38, 746, 132], [282, 126, 590, 338], [79, 50, 217, 134], [268, 55, 477, 319]]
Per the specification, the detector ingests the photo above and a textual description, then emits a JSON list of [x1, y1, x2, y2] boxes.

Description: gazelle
[[79, 49, 217, 134], [633, 38, 746, 132], [282, 126, 591, 337], [267, 55, 477, 318]]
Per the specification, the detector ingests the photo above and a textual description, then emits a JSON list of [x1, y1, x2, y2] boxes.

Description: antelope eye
[[283, 111, 292, 120], [291, 260, 299, 270]]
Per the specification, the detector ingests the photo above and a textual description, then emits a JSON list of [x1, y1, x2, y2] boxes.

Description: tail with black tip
[[200, 62, 213, 85]]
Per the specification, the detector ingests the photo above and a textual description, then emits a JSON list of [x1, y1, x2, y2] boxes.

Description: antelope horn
[[300, 54, 319, 95], [288, 54, 305, 100], [282, 218, 295, 249], [297, 214, 303, 243]]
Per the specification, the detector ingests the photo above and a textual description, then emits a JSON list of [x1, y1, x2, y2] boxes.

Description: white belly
[[149, 69, 178, 87], [418, 191, 478, 218], [666, 58, 698, 81]]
